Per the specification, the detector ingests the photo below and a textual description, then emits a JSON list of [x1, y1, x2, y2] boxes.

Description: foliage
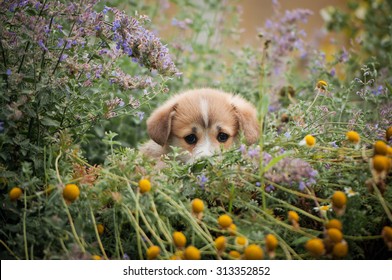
[[0, 0, 391, 260]]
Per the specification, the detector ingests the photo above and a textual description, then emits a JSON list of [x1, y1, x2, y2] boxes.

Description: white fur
[[200, 98, 209, 127]]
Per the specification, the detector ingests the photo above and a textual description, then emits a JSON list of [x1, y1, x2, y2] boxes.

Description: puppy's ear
[[146, 101, 177, 146], [231, 95, 260, 144]]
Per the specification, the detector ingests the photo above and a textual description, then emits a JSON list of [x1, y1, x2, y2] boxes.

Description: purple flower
[[298, 181, 306, 191], [57, 38, 64, 47], [137, 111, 144, 121], [238, 144, 246, 154], [255, 182, 261, 187], [0, 121, 4, 133], [248, 146, 260, 158], [112, 20, 121, 31], [60, 54, 68, 62], [197, 174, 208, 189], [284, 131, 291, 139], [103, 6, 111, 14], [265, 184, 275, 192], [38, 40, 48, 51], [6, 69, 11, 76]]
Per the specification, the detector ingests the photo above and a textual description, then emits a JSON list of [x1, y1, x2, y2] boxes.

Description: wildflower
[[331, 191, 347, 209], [172, 231, 186, 248], [136, 111, 145, 121], [228, 250, 241, 259], [138, 178, 151, 194], [214, 236, 226, 251], [196, 174, 208, 189], [265, 234, 279, 253], [97, 224, 105, 235], [218, 214, 233, 228], [91, 255, 102, 260], [6, 69, 11, 76], [244, 244, 264, 260], [288, 210, 299, 223], [305, 238, 325, 257], [9, 187, 23, 201], [0, 121, 4, 133], [299, 134, 316, 147], [235, 236, 249, 248], [228, 223, 237, 236], [325, 219, 343, 231], [386, 127, 392, 141], [372, 155, 391, 173], [374, 140, 388, 155], [191, 198, 204, 214], [332, 241, 348, 258], [346, 131, 360, 144], [184, 246, 201, 260], [344, 187, 358, 197], [326, 228, 343, 243], [315, 80, 328, 91], [313, 204, 332, 215], [146, 245, 160, 260], [382, 226, 392, 249], [63, 184, 80, 202]]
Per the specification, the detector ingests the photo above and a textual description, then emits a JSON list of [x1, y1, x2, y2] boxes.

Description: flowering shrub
[[0, 0, 391, 260]]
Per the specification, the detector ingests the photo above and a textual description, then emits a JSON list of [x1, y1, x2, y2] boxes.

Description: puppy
[[140, 88, 260, 162]]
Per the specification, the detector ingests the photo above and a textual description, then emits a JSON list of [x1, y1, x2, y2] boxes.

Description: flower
[[325, 219, 343, 231], [184, 246, 201, 260], [146, 245, 160, 260], [228, 250, 241, 259], [382, 226, 392, 241], [344, 187, 358, 197], [91, 255, 102, 260], [235, 236, 249, 248], [305, 238, 325, 257], [331, 191, 347, 209], [196, 174, 208, 189], [288, 210, 299, 223], [326, 228, 343, 243], [299, 134, 316, 147], [172, 231, 186, 248], [313, 204, 332, 214], [374, 140, 388, 155], [386, 127, 392, 141], [244, 244, 264, 260], [97, 224, 105, 235], [315, 80, 328, 91], [6, 69, 11, 76], [372, 155, 391, 173], [218, 214, 233, 228], [138, 178, 151, 194], [214, 236, 226, 251], [63, 184, 80, 202], [265, 234, 279, 251], [228, 224, 237, 236], [9, 187, 23, 201], [346, 131, 360, 144], [191, 198, 204, 214], [332, 241, 348, 258]]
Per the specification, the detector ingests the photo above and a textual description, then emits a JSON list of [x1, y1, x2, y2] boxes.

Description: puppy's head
[[146, 88, 259, 162]]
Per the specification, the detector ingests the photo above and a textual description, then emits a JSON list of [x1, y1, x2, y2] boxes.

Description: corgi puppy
[[140, 88, 260, 162]]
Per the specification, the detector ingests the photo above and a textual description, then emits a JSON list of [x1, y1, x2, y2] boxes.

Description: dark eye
[[217, 132, 229, 143], [184, 134, 198, 145]]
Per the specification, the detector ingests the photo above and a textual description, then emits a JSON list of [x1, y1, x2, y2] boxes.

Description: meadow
[[0, 0, 391, 260]]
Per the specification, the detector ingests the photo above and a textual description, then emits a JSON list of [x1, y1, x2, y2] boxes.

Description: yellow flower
[[374, 140, 388, 156], [288, 210, 299, 223], [386, 126, 392, 141], [325, 219, 343, 231], [244, 244, 264, 260], [63, 184, 80, 202], [97, 224, 104, 235], [305, 238, 325, 257], [331, 191, 347, 209], [299, 135, 316, 147], [346, 131, 360, 144], [265, 234, 278, 251], [91, 255, 102, 260], [344, 187, 358, 197], [146, 245, 161, 260], [9, 187, 23, 201], [218, 214, 233, 228], [191, 198, 204, 214], [382, 226, 392, 241], [235, 236, 248, 248], [228, 223, 237, 236], [327, 228, 343, 243], [332, 241, 348, 258], [184, 246, 201, 260], [372, 155, 391, 172], [214, 236, 226, 251], [228, 250, 241, 259], [138, 178, 151, 194], [314, 204, 332, 214], [172, 231, 187, 248], [315, 80, 328, 90]]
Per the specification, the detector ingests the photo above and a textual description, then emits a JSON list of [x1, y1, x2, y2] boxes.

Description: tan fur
[[140, 88, 260, 162]]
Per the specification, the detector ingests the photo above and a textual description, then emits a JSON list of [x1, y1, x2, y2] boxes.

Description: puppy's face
[[145, 88, 259, 162]]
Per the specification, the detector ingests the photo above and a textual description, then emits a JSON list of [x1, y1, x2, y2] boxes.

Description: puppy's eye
[[217, 132, 229, 143], [184, 134, 198, 145]]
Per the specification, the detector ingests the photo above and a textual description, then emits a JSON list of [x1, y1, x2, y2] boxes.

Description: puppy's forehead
[[173, 91, 236, 129]]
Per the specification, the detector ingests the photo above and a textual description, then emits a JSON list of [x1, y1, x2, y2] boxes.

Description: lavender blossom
[[197, 174, 208, 189]]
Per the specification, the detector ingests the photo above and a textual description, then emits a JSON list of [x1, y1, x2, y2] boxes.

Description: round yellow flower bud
[[63, 184, 80, 202], [265, 234, 278, 251], [304, 135, 316, 147], [332, 241, 348, 258], [184, 246, 201, 260], [138, 178, 151, 194], [372, 155, 391, 172], [172, 231, 187, 248], [346, 131, 360, 144], [305, 238, 325, 257], [191, 198, 204, 214], [386, 127, 392, 141], [9, 187, 23, 201], [374, 141, 388, 155], [235, 236, 248, 247], [332, 191, 347, 209], [288, 210, 299, 222], [228, 250, 241, 259], [215, 236, 226, 251], [229, 223, 237, 236], [91, 255, 102, 260], [218, 214, 233, 228], [325, 219, 343, 231], [146, 245, 160, 260], [97, 224, 104, 235], [244, 244, 264, 260], [382, 226, 392, 241], [327, 228, 343, 243]]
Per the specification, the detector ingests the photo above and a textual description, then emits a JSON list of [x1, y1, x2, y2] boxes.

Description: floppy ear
[[231, 95, 260, 144], [146, 101, 177, 146]]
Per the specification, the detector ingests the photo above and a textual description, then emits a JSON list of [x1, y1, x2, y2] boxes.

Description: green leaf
[[41, 117, 60, 127]]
